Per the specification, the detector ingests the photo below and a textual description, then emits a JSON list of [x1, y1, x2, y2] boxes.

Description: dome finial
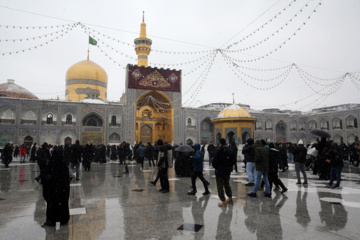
[[143, 11, 145, 22], [232, 93, 235, 104]]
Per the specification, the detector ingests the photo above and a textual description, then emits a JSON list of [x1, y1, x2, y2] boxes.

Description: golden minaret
[[134, 11, 152, 67]]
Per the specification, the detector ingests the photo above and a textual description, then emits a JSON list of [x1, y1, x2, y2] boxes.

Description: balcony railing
[[0, 119, 15, 124], [20, 119, 36, 125]]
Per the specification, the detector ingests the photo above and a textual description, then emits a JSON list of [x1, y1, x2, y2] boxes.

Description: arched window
[[111, 115, 117, 126], [242, 132, 251, 144], [66, 114, 72, 125], [290, 120, 297, 131], [320, 119, 329, 130], [299, 120, 306, 131], [333, 135, 343, 144], [227, 131, 235, 144], [265, 119, 272, 131], [46, 113, 53, 124], [332, 117, 342, 130], [187, 118, 192, 126], [82, 114, 103, 127], [308, 120, 317, 131], [255, 120, 262, 130], [346, 116, 358, 129]]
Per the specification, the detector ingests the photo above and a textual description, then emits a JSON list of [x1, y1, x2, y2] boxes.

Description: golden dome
[[65, 59, 108, 102], [217, 104, 251, 118], [66, 60, 108, 83]]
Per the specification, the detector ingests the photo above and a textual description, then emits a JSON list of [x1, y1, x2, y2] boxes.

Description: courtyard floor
[[1, 158, 360, 240]]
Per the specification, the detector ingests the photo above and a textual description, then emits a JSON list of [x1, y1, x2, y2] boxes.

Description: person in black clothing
[[69, 140, 83, 180], [207, 141, 216, 167], [243, 138, 255, 186], [110, 145, 117, 160], [230, 142, 238, 173], [41, 146, 70, 227], [63, 143, 71, 166], [83, 141, 95, 171], [29, 143, 37, 162], [1, 143, 12, 168], [13, 145, 19, 159], [212, 138, 235, 207], [106, 144, 111, 158], [35, 142, 51, 184], [156, 139, 173, 193], [265, 143, 288, 193], [293, 139, 308, 185], [324, 146, 344, 188], [123, 143, 131, 174], [118, 142, 126, 165], [145, 142, 155, 167], [316, 137, 330, 180], [279, 143, 288, 171]]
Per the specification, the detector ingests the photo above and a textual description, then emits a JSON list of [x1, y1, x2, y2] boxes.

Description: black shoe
[[296, 182, 301, 185], [264, 193, 272, 198], [159, 189, 163, 192], [150, 181, 156, 185], [187, 190, 197, 195], [203, 191, 210, 195], [247, 192, 257, 198], [35, 177, 40, 183], [160, 189, 169, 193], [281, 188, 288, 194], [245, 183, 254, 186], [41, 221, 56, 227], [76, 178, 80, 181]]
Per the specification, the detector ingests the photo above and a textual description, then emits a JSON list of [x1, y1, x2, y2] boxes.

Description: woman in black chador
[[42, 146, 70, 226]]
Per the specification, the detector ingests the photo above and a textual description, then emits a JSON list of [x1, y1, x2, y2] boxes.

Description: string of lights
[[183, 52, 214, 77], [225, 0, 298, 50], [223, 53, 292, 90], [295, 65, 345, 82], [182, 51, 217, 105], [224, 0, 317, 52], [81, 23, 213, 55], [0, 24, 77, 55], [0, 22, 75, 30], [220, 52, 292, 71], [186, 52, 217, 107], [349, 75, 360, 91], [223, 0, 322, 63], [230, 60, 293, 82], [296, 66, 343, 87], [0, 25, 74, 42], [295, 77, 345, 111], [95, 45, 128, 69]]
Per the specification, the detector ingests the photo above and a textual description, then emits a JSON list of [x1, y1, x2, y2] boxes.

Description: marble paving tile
[[69, 207, 86, 215]]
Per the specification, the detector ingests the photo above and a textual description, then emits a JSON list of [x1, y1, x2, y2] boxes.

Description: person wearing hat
[[293, 139, 308, 185]]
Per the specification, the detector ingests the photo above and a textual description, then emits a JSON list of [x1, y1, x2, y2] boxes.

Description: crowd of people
[[1, 136, 360, 225]]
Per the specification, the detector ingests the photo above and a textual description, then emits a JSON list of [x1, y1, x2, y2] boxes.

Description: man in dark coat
[[41, 146, 70, 226], [212, 138, 235, 207], [207, 141, 216, 167], [83, 141, 95, 171], [247, 140, 271, 198], [156, 139, 173, 193], [1, 143, 12, 168], [242, 138, 255, 186], [293, 139, 308, 185], [187, 144, 210, 196], [35, 142, 51, 184], [69, 140, 83, 180], [325, 147, 344, 188]]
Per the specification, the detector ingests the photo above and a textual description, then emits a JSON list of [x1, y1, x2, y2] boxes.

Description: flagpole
[[87, 41, 90, 61]]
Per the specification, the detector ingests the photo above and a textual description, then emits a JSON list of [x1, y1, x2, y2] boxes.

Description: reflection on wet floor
[[0, 160, 360, 239]]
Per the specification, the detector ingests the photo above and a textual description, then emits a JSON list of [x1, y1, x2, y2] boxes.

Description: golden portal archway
[[135, 91, 173, 144]]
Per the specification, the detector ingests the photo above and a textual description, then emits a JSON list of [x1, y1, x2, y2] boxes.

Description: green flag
[[89, 36, 97, 46]]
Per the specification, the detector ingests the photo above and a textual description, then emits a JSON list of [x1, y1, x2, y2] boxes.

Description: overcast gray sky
[[0, 0, 359, 112]]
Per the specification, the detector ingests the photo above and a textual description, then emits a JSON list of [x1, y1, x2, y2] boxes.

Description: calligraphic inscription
[[139, 70, 170, 88]]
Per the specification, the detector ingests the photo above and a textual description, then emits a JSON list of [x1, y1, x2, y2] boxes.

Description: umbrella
[[310, 129, 331, 139], [175, 145, 194, 153]]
